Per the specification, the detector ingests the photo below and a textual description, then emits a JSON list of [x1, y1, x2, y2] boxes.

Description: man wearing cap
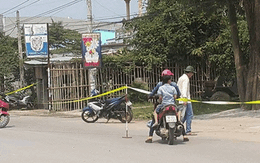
[[177, 66, 196, 135]]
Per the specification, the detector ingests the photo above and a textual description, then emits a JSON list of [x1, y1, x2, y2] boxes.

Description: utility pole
[[86, 0, 96, 95], [138, 0, 142, 17], [0, 14, 3, 33], [87, 0, 93, 32], [124, 0, 131, 20], [16, 11, 24, 88]]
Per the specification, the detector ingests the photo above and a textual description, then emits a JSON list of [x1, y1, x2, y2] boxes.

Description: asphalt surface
[[0, 109, 260, 163]]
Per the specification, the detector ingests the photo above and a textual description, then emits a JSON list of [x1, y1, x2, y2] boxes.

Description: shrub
[[128, 79, 149, 103]]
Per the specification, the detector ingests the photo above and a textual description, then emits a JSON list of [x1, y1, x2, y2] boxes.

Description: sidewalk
[[193, 108, 260, 143], [9, 109, 82, 118], [195, 108, 260, 119]]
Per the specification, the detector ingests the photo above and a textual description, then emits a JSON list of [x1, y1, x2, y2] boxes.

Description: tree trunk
[[243, 0, 260, 110], [227, 0, 247, 105]]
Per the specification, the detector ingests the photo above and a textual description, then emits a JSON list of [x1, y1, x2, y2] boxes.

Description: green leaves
[[0, 33, 19, 88], [124, 0, 223, 67], [49, 21, 81, 54]]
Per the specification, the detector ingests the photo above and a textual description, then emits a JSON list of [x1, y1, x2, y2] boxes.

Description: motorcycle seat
[[162, 104, 177, 109], [104, 96, 125, 105]]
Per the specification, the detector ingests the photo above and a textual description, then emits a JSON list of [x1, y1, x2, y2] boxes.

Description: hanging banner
[[81, 33, 102, 68], [24, 24, 48, 58]]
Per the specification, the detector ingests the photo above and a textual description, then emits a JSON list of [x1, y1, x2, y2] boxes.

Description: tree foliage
[[0, 33, 19, 90], [49, 21, 81, 54], [123, 0, 236, 71]]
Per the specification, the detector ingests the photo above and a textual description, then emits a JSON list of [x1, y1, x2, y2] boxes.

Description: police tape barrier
[[6, 83, 37, 95], [127, 86, 151, 95], [126, 87, 260, 105], [176, 98, 260, 105], [56, 86, 148, 104], [47, 85, 260, 105], [71, 86, 128, 103]]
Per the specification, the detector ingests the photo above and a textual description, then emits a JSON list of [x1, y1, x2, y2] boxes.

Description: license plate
[[126, 101, 132, 106], [166, 115, 177, 122]]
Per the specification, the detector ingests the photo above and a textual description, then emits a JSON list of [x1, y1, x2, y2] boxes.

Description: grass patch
[[192, 103, 240, 115], [132, 102, 154, 120], [131, 101, 240, 120]]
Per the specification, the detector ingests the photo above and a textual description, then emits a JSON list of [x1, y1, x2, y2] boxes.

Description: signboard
[[81, 33, 102, 68], [24, 24, 48, 58]]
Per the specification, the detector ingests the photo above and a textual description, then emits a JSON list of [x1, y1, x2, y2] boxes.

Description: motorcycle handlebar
[[148, 94, 160, 99]]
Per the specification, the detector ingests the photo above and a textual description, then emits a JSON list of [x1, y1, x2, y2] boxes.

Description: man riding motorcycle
[[145, 69, 188, 143]]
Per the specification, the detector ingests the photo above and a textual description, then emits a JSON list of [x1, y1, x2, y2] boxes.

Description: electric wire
[[20, 0, 83, 24], [35, 0, 85, 24], [4, 26, 17, 37], [4, 0, 83, 29], [1, 0, 29, 15], [92, 0, 121, 17], [48, 0, 215, 32], [70, 0, 217, 33], [3, 0, 216, 36], [4, 0, 41, 16]]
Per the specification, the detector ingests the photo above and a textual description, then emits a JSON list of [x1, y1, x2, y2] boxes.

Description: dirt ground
[[9, 108, 260, 143], [192, 108, 260, 143]]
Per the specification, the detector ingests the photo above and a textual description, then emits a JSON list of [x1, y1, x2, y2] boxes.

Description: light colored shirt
[[157, 83, 177, 105], [177, 74, 191, 103], [149, 82, 180, 98]]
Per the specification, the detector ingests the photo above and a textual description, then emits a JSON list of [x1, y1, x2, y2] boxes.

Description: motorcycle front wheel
[[0, 114, 10, 128], [118, 106, 133, 123], [81, 110, 98, 123]]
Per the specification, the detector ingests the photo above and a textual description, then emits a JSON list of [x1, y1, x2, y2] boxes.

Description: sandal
[[145, 137, 153, 143]]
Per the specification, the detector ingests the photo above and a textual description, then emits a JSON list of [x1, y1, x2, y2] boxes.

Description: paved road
[[1, 114, 260, 163]]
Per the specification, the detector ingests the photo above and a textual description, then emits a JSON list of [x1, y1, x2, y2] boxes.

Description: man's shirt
[[177, 74, 191, 103]]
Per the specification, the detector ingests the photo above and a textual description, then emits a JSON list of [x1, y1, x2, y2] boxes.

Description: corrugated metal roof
[[24, 53, 81, 66]]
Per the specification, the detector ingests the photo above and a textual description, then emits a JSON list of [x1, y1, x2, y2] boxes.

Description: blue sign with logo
[[24, 24, 48, 58]]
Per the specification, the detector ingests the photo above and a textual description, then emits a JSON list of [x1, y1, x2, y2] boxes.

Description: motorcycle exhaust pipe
[[177, 124, 183, 131]]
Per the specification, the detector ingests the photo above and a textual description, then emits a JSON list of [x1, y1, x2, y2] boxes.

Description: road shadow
[[153, 138, 189, 145], [96, 121, 136, 124], [1, 125, 15, 129]]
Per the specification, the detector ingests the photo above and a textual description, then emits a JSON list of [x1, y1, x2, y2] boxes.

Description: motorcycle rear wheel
[[0, 115, 10, 128], [168, 128, 175, 145], [81, 110, 98, 123], [118, 107, 133, 123]]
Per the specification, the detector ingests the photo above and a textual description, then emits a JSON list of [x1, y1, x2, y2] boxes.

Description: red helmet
[[161, 69, 174, 76]]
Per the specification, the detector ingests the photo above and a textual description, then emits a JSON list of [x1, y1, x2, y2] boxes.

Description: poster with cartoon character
[[24, 24, 48, 58], [81, 33, 102, 68]]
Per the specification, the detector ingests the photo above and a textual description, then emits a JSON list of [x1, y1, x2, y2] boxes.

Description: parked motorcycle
[[149, 95, 185, 145], [5, 91, 35, 109], [81, 89, 133, 123], [0, 93, 10, 128]]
